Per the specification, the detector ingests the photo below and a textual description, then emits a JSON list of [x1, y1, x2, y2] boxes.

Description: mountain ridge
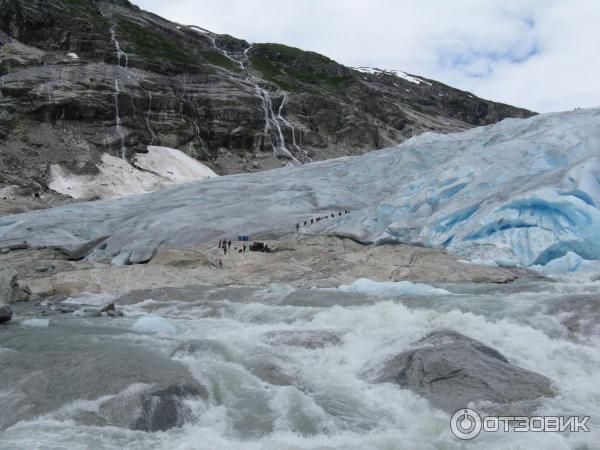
[[0, 0, 534, 209]]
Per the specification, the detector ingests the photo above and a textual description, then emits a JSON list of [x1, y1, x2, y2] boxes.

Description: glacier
[[1, 108, 600, 273]]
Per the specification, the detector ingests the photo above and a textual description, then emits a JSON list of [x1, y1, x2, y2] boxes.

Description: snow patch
[[353, 67, 432, 85], [49, 147, 216, 200], [135, 146, 217, 182]]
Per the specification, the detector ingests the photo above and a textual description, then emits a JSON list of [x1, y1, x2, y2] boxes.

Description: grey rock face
[[0, 266, 27, 305], [0, 0, 534, 203], [372, 330, 554, 413], [0, 331, 208, 431]]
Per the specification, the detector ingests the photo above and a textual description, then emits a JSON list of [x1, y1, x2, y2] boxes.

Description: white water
[[109, 25, 129, 159], [145, 92, 156, 145], [1, 280, 599, 449], [113, 79, 126, 159], [196, 27, 304, 162], [253, 82, 297, 161], [110, 25, 129, 69]]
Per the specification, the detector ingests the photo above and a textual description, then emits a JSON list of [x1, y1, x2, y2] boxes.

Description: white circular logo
[[450, 408, 482, 440]]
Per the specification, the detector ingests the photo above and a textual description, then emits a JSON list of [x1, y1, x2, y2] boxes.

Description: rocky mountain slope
[[0, 0, 533, 203]]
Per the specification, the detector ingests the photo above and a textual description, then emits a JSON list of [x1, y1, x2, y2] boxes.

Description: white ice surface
[[135, 146, 217, 181], [4, 109, 600, 272]]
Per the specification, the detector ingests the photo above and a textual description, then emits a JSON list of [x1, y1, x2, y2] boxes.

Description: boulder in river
[[0, 304, 12, 324], [371, 330, 554, 413], [0, 331, 208, 431]]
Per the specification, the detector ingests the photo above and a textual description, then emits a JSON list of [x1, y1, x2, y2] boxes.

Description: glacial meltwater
[[1, 279, 599, 450]]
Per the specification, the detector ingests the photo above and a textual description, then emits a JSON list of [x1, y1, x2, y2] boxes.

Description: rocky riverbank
[[0, 236, 540, 302]]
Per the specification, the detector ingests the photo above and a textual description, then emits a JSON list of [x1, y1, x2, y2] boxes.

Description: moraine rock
[[371, 330, 554, 413]]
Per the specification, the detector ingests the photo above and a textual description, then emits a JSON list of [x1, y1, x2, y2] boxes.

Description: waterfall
[[253, 83, 297, 161], [110, 25, 128, 68], [145, 92, 155, 145], [109, 25, 129, 158], [277, 95, 305, 154], [188, 26, 302, 162], [113, 79, 126, 158]]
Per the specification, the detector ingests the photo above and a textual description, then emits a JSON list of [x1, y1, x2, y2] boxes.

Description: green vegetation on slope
[[250, 43, 352, 92], [116, 20, 199, 66]]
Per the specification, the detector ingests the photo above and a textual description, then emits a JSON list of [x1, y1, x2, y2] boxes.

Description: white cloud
[[136, 0, 600, 112]]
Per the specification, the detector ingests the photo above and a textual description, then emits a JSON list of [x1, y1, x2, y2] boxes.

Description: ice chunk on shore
[[334, 278, 451, 296], [131, 315, 176, 335]]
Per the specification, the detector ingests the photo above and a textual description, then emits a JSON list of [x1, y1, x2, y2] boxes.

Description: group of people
[[217, 238, 272, 267], [219, 239, 246, 255], [296, 210, 350, 231]]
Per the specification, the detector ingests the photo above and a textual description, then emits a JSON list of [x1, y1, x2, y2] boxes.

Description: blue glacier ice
[[1, 108, 600, 273]]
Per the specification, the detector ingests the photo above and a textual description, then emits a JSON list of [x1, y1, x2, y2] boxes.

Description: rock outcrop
[[371, 330, 554, 413], [0, 266, 30, 322], [0, 332, 208, 431], [0, 0, 534, 207]]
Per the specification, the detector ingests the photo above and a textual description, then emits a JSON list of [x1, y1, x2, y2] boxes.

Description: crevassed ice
[[1, 109, 600, 272]]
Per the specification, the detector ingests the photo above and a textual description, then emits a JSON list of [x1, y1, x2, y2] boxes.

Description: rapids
[[1, 279, 598, 449]]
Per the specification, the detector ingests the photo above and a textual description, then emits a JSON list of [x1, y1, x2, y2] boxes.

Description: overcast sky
[[136, 0, 599, 113]]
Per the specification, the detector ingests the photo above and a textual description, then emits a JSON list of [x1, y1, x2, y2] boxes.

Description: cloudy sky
[[136, 0, 599, 113]]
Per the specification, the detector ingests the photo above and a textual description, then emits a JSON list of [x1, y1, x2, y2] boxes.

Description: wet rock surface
[[0, 304, 11, 323], [372, 330, 554, 413], [0, 327, 208, 431], [0, 266, 30, 323]]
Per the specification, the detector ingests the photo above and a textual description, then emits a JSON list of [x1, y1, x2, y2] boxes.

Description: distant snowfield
[[353, 67, 432, 85], [49, 146, 217, 200]]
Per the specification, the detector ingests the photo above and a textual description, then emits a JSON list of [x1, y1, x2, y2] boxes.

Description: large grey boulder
[[0, 333, 208, 431], [372, 330, 554, 413]]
